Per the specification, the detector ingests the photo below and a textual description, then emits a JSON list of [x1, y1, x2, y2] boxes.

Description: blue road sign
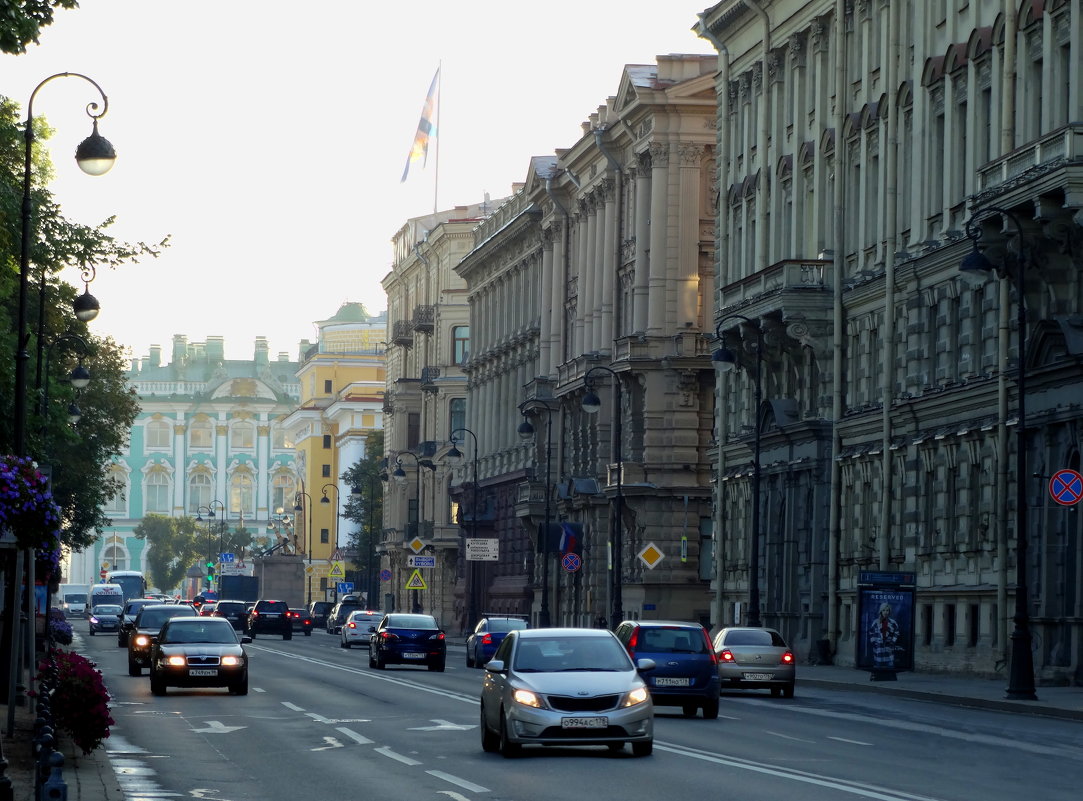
[[561, 553, 582, 572], [220, 553, 235, 563], [379, 569, 392, 582], [1050, 469, 1083, 506], [337, 582, 354, 594]]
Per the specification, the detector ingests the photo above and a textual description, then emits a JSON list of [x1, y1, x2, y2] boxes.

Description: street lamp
[[392, 454, 424, 612], [295, 489, 313, 604], [518, 403, 556, 627], [959, 206, 1038, 701], [39, 332, 92, 443], [320, 483, 341, 549], [581, 366, 624, 630], [447, 429, 480, 628], [712, 314, 764, 628]]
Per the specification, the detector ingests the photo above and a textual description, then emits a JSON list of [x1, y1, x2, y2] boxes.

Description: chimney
[[149, 344, 162, 368], [254, 336, 269, 368], [207, 336, 225, 365], [171, 334, 188, 365]]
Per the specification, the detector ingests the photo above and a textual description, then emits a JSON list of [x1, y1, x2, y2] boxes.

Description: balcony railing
[[412, 305, 435, 334], [391, 319, 414, 347], [977, 123, 1083, 195], [718, 259, 832, 310], [420, 366, 441, 392]]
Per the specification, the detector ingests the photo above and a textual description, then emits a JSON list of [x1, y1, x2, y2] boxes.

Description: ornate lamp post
[[447, 429, 480, 628], [959, 206, 1038, 701], [518, 403, 556, 627], [39, 332, 92, 443], [392, 454, 422, 612], [321, 483, 341, 549], [295, 489, 314, 605], [581, 366, 624, 630], [205, 499, 228, 566], [712, 315, 764, 628]]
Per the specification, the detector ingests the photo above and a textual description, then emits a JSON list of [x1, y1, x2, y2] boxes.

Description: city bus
[[105, 570, 148, 602]]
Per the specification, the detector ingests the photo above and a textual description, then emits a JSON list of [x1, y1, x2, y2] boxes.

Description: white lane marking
[[311, 736, 343, 751], [426, 771, 490, 793], [306, 712, 332, 723], [335, 726, 374, 745], [408, 719, 474, 731], [829, 736, 874, 746], [655, 742, 946, 801], [436, 792, 473, 801], [190, 721, 246, 734], [375, 746, 422, 766], [253, 688, 265, 693], [765, 730, 817, 744], [281, 702, 305, 711]]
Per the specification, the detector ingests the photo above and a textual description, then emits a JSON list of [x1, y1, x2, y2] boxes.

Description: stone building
[[698, 0, 1083, 681]]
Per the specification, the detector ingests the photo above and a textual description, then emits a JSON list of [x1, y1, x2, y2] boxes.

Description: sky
[[6, 1, 717, 361]]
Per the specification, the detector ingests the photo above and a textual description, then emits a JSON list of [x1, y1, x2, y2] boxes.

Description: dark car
[[247, 599, 292, 639], [368, 613, 446, 671], [289, 608, 314, 636], [307, 601, 333, 629], [615, 620, 720, 718], [149, 617, 250, 696], [211, 600, 250, 632], [326, 599, 364, 635], [88, 604, 122, 635], [118, 599, 158, 647], [127, 603, 199, 675], [466, 616, 529, 668]]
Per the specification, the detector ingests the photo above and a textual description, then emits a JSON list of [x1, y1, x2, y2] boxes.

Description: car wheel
[[304, 630, 311, 637], [249, 631, 256, 639], [341, 639, 350, 649], [480, 706, 499, 752], [498, 712, 521, 758], [375, 651, 386, 670], [682, 704, 697, 717], [128, 659, 141, 677], [88, 629, 95, 636], [466, 650, 475, 668], [631, 740, 653, 757], [703, 698, 720, 719], [117, 634, 125, 647], [782, 682, 795, 699], [149, 672, 166, 696], [283, 631, 292, 641], [428, 660, 445, 672], [230, 672, 249, 695], [368, 650, 376, 668]]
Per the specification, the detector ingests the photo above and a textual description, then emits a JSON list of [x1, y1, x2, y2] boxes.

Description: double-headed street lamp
[[39, 332, 92, 442], [447, 428, 480, 628], [581, 366, 624, 630], [959, 206, 1038, 702], [712, 315, 765, 628], [518, 403, 556, 627]]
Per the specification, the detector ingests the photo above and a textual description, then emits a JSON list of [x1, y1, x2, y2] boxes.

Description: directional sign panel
[[1050, 469, 1083, 506], [465, 538, 499, 561], [337, 582, 354, 594], [405, 570, 427, 590], [220, 553, 236, 563], [408, 555, 436, 568]]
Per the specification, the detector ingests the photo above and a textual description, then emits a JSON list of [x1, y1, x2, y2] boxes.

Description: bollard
[[40, 752, 66, 801], [33, 732, 54, 801]]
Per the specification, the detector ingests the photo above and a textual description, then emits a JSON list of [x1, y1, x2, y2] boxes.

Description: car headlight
[[622, 687, 650, 707], [135, 635, 149, 647], [512, 688, 543, 709], [220, 656, 241, 666], [166, 656, 186, 666]]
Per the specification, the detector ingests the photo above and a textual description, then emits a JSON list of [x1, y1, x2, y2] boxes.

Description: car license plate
[[654, 677, 691, 687], [743, 672, 772, 680], [562, 717, 607, 729], [189, 669, 217, 677], [404, 652, 425, 659]]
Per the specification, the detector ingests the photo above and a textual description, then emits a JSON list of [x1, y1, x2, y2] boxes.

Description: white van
[[86, 583, 124, 616], [57, 584, 89, 618]]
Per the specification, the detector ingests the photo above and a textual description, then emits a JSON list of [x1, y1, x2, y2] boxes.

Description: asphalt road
[[78, 629, 1083, 801]]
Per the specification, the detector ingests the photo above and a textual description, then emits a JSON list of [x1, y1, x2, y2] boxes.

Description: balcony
[[391, 319, 414, 348], [975, 123, 1083, 210], [420, 366, 441, 392], [514, 480, 550, 522], [412, 305, 435, 334]]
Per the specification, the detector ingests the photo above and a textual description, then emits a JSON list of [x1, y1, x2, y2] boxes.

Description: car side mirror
[[636, 658, 656, 673], [484, 659, 506, 673], [241, 635, 253, 644]]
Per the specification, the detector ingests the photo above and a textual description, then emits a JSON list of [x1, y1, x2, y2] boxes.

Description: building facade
[[699, 0, 1083, 681]]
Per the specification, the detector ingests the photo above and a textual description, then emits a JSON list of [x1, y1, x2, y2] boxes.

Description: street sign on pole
[[337, 582, 354, 594], [1049, 468, 1083, 506], [408, 555, 436, 568], [465, 538, 499, 561]]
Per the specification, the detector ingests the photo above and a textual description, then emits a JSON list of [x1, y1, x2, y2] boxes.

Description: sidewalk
[[2, 654, 1080, 801]]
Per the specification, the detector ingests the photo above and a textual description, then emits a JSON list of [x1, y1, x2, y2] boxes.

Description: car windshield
[[387, 615, 438, 629], [64, 594, 87, 604], [138, 607, 197, 628], [722, 629, 786, 647], [487, 618, 528, 633], [514, 636, 631, 672], [638, 627, 708, 654], [92, 605, 121, 615], [216, 603, 244, 613], [160, 622, 238, 644]]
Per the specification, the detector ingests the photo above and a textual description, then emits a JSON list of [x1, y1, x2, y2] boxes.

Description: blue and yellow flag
[[401, 68, 440, 183]]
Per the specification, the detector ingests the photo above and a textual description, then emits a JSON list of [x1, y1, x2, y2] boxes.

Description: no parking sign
[[1049, 469, 1083, 506]]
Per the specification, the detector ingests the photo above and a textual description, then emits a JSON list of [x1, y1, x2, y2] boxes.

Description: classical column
[[633, 153, 651, 333], [540, 230, 554, 376], [600, 178, 618, 349], [647, 141, 670, 334], [582, 196, 598, 353], [550, 218, 565, 369], [215, 421, 229, 504], [172, 419, 186, 513], [677, 143, 705, 328], [257, 420, 270, 517]]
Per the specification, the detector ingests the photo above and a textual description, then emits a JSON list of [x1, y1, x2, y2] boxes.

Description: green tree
[[134, 513, 201, 594], [341, 430, 384, 598], [0, 0, 79, 55], [0, 94, 167, 551]]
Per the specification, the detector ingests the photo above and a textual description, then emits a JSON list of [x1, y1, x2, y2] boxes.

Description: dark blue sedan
[[465, 615, 528, 668], [368, 613, 446, 671]]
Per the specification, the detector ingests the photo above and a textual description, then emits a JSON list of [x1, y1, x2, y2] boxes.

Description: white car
[[340, 610, 382, 649]]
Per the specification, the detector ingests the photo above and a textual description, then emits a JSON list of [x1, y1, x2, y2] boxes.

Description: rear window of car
[[215, 602, 245, 613], [311, 602, 332, 613], [348, 612, 380, 622], [137, 606, 197, 627], [486, 618, 528, 633], [386, 615, 439, 629], [721, 629, 786, 647], [256, 601, 288, 613], [637, 627, 709, 654]]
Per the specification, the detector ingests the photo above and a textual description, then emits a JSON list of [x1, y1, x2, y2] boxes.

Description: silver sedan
[[480, 628, 655, 757]]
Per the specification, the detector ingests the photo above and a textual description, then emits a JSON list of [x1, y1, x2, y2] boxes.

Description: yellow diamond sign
[[637, 543, 664, 569], [408, 537, 426, 554]]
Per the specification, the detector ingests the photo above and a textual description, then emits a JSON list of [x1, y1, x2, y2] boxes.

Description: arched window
[[145, 419, 171, 450], [189, 418, 213, 449], [231, 421, 255, 450], [230, 471, 255, 517], [103, 544, 127, 572], [104, 466, 128, 515], [145, 471, 171, 514], [188, 472, 213, 513]]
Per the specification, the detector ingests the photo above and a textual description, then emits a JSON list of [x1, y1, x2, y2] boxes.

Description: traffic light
[[206, 560, 216, 583]]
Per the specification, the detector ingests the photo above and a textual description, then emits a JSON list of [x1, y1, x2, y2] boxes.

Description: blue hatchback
[[614, 620, 720, 718], [465, 616, 529, 668]]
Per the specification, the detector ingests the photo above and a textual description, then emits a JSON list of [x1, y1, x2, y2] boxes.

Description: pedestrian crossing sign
[[405, 569, 427, 590], [328, 561, 346, 579]]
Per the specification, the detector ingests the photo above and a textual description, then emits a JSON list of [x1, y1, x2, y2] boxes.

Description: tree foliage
[[134, 513, 200, 594], [0, 93, 168, 551], [341, 430, 384, 584], [0, 0, 80, 55]]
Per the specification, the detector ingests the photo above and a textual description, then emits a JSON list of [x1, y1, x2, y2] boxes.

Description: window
[[230, 422, 255, 450], [324, 379, 333, 394], [103, 545, 127, 572], [145, 471, 171, 513], [145, 420, 171, 450], [188, 473, 213, 513], [452, 326, 470, 364], [104, 467, 128, 515], [189, 418, 213, 449], [449, 399, 466, 441], [272, 425, 291, 449], [944, 604, 956, 646], [323, 434, 332, 449], [922, 604, 933, 646], [322, 464, 331, 478], [229, 471, 254, 517], [320, 528, 329, 544], [967, 604, 980, 648], [272, 474, 296, 515]]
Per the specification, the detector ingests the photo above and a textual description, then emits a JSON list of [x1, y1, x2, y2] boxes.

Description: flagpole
[[434, 61, 441, 214]]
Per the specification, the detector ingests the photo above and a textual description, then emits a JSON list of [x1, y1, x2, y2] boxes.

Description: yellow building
[[282, 303, 386, 604]]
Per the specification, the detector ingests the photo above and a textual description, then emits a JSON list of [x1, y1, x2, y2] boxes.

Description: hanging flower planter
[[0, 454, 63, 577]]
